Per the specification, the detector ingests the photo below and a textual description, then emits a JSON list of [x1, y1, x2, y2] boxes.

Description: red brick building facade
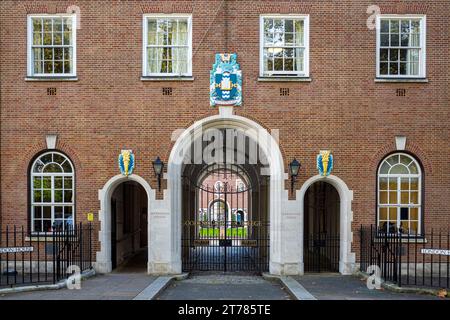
[[0, 1, 449, 275]]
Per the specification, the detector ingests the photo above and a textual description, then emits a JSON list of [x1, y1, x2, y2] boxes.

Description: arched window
[[30, 151, 74, 233], [377, 153, 422, 235]]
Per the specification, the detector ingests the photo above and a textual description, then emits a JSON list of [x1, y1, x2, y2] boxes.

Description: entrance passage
[[110, 181, 148, 271], [304, 181, 340, 272], [182, 163, 269, 272]]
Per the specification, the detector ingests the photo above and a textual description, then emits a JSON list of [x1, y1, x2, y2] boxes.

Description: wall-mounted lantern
[[152, 156, 164, 191], [289, 158, 301, 193]]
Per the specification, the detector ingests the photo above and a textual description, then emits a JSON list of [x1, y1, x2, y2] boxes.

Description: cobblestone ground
[[157, 274, 292, 300], [293, 274, 443, 300], [0, 273, 157, 300]]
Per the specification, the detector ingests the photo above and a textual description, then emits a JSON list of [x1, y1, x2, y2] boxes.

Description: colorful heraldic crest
[[118, 150, 135, 176], [317, 150, 333, 176], [210, 53, 242, 107]]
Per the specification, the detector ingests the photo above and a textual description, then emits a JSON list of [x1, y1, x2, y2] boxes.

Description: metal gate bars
[[181, 163, 269, 273]]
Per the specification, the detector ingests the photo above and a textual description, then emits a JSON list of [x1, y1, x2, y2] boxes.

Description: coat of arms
[[118, 150, 135, 176], [317, 150, 333, 176], [210, 53, 242, 107]]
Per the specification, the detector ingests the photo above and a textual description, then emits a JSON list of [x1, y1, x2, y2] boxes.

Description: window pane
[[44, 61, 53, 73], [264, 18, 273, 33], [389, 49, 398, 61], [273, 32, 283, 46], [390, 34, 399, 46], [390, 164, 408, 174], [379, 191, 388, 204], [43, 206, 51, 219], [53, 32, 62, 45], [379, 161, 390, 173], [388, 191, 397, 204], [284, 58, 293, 71], [63, 31, 72, 45], [401, 32, 410, 46], [61, 160, 72, 172], [410, 207, 419, 220], [264, 32, 273, 45], [54, 60, 63, 73], [274, 58, 283, 71], [410, 221, 418, 235], [379, 177, 388, 190], [33, 18, 42, 32], [294, 20, 304, 46], [400, 192, 409, 204], [55, 206, 63, 219], [43, 176, 51, 188], [53, 18, 63, 32], [379, 207, 388, 220], [64, 60, 72, 74], [380, 33, 389, 46], [400, 177, 409, 190], [273, 19, 283, 33], [43, 190, 52, 202], [380, 20, 389, 33], [285, 19, 293, 32], [43, 32, 52, 45], [54, 177, 63, 188], [43, 220, 52, 232], [379, 63, 388, 75], [410, 192, 419, 204], [34, 220, 42, 232], [43, 18, 52, 31], [285, 33, 294, 46], [33, 32, 42, 45], [389, 207, 398, 222], [390, 20, 399, 33], [54, 190, 63, 203], [410, 178, 419, 190], [64, 190, 73, 203], [64, 206, 73, 220], [33, 176, 42, 188], [389, 62, 398, 75], [34, 190, 42, 202], [380, 49, 388, 61], [44, 163, 62, 172], [64, 177, 72, 189], [44, 48, 53, 60], [64, 18, 72, 31]]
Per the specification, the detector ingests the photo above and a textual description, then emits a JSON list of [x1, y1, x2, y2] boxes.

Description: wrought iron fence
[[304, 233, 340, 273], [0, 222, 93, 288], [360, 225, 450, 289]]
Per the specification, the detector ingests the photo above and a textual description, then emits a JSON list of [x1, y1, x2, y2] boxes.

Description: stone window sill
[[257, 76, 312, 82], [25, 76, 78, 82], [374, 78, 428, 83], [141, 76, 195, 81]]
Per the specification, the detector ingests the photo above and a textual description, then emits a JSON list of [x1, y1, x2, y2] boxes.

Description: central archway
[[165, 108, 286, 274]]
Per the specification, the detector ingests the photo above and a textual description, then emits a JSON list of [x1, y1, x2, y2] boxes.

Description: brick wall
[[1, 0, 449, 257]]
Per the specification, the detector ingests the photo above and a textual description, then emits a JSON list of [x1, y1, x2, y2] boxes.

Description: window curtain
[[407, 20, 420, 76], [294, 20, 304, 72], [174, 20, 188, 74]]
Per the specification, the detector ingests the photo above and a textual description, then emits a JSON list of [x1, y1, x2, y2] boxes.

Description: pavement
[[156, 273, 293, 300], [292, 274, 442, 300]]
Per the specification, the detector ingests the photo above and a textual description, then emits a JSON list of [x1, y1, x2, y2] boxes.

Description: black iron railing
[[360, 225, 450, 289], [0, 223, 93, 288], [304, 233, 340, 273]]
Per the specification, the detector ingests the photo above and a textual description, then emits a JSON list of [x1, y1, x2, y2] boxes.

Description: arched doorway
[[299, 175, 355, 275], [180, 128, 271, 273], [303, 181, 340, 272], [97, 174, 153, 274], [110, 181, 148, 271]]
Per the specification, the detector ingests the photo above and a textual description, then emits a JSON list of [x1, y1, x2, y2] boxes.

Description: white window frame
[[259, 14, 310, 78], [27, 14, 77, 77], [376, 14, 426, 78], [377, 153, 422, 236], [142, 14, 193, 77], [30, 151, 75, 234]]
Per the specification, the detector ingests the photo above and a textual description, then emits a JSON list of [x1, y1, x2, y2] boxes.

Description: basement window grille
[[396, 88, 406, 97], [162, 87, 173, 96], [47, 88, 57, 96], [280, 88, 289, 96]]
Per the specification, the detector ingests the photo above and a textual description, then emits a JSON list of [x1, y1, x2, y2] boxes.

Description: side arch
[[96, 174, 155, 273], [297, 174, 355, 274]]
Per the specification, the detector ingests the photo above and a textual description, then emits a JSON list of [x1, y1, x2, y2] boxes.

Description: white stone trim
[[395, 136, 407, 150], [166, 112, 286, 275], [297, 175, 356, 275]]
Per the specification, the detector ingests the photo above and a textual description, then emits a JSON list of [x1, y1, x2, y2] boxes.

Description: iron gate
[[181, 163, 269, 273], [304, 233, 340, 272]]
